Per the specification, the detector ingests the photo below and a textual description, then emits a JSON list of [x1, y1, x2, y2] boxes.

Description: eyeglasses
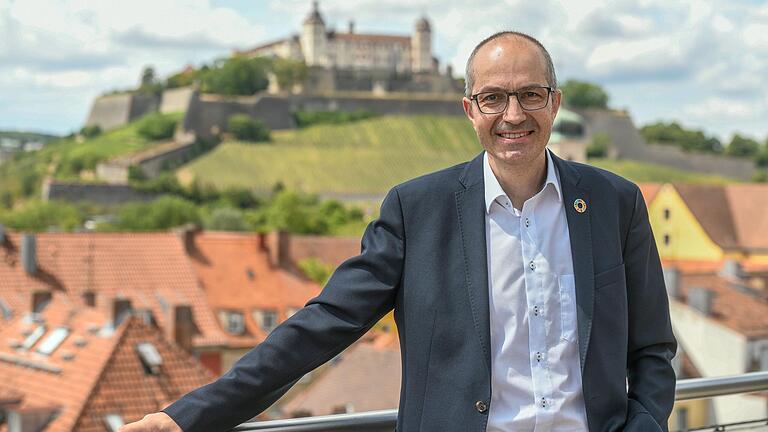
[[470, 86, 554, 114]]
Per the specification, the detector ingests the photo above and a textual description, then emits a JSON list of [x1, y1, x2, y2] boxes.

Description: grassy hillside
[[0, 112, 183, 201], [179, 115, 736, 194]]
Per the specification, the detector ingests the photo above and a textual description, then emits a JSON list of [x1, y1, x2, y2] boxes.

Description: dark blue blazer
[[165, 152, 677, 432]]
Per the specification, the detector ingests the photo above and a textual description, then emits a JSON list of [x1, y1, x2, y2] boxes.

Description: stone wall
[[288, 93, 464, 117], [85, 93, 160, 131], [161, 87, 196, 114], [43, 181, 158, 205], [183, 93, 295, 139]]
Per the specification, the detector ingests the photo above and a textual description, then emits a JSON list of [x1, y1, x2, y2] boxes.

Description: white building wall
[[670, 301, 767, 424]]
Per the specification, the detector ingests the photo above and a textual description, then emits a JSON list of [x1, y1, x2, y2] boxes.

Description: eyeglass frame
[[469, 86, 556, 114]]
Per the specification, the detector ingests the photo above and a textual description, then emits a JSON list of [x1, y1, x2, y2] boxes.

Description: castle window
[[663, 208, 671, 220], [664, 234, 671, 246]]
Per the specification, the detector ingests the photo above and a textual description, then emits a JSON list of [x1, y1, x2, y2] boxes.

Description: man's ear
[[462, 97, 474, 120], [550, 89, 562, 118]]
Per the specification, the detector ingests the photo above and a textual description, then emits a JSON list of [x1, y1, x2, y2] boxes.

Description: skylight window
[[0, 298, 12, 320], [36, 327, 70, 356], [104, 414, 124, 432], [136, 342, 163, 374], [21, 325, 45, 350]]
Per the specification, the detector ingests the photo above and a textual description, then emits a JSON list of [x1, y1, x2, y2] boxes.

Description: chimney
[[32, 291, 51, 314], [21, 234, 37, 275], [720, 259, 745, 279], [178, 224, 200, 254], [173, 305, 196, 352], [687, 287, 714, 316], [82, 291, 96, 307], [0, 224, 5, 244], [348, 20, 354, 33], [112, 298, 132, 327], [662, 267, 680, 299], [267, 231, 291, 268]]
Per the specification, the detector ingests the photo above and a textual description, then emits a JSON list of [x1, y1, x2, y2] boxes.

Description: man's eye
[[483, 94, 498, 102]]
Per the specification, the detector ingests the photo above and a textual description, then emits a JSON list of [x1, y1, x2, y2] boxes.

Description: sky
[[1, 0, 767, 143]]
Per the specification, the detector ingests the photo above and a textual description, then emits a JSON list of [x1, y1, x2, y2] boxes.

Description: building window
[[664, 208, 671, 220], [219, 311, 245, 335], [664, 234, 671, 246], [675, 407, 688, 432], [253, 309, 278, 332]]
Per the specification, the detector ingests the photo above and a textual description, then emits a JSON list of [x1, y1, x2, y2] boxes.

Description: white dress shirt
[[484, 149, 588, 432]]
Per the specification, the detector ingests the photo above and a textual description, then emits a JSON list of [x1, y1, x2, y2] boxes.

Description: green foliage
[[752, 170, 768, 183], [255, 190, 363, 235], [297, 258, 334, 285], [640, 121, 722, 154], [0, 201, 83, 231], [79, 125, 102, 138], [755, 146, 768, 168], [127, 165, 147, 181], [726, 134, 760, 158], [227, 114, 271, 142], [166, 67, 200, 89], [588, 159, 735, 184], [136, 113, 178, 141], [108, 196, 200, 231], [200, 56, 270, 96], [204, 207, 248, 231], [271, 58, 308, 91], [560, 80, 609, 109], [294, 110, 378, 128], [586, 133, 610, 159]]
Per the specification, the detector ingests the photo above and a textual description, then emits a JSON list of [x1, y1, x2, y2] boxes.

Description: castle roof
[[415, 16, 431, 32], [331, 32, 410, 45], [303, 1, 325, 26]]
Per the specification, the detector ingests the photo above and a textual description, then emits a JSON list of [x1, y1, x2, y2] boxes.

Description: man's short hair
[[464, 31, 557, 98]]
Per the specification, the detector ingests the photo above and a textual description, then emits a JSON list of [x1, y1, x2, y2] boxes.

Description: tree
[[640, 121, 722, 154], [136, 113, 178, 140], [726, 134, 759, 158], [200, 56, 270, 96], [271, 58, 308, 92], [205, 207, 248, 231], [227, 114, 270, 142], [0, 201, 83, 231], [560, 79, 609, 109], [111, 196, 200, 231]]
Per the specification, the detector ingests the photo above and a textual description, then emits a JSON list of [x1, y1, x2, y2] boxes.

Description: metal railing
[[233, 371, 768, 431]]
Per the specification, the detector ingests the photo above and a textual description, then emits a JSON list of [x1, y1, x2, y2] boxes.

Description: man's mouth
[[496, 131, 534, 139]]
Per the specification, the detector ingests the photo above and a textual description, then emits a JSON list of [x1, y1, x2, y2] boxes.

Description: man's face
[[462, 37, 561, 169]]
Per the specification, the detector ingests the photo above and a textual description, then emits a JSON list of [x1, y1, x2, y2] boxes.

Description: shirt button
[[541, 398, 547, 407], [533, 305, 540, 316], [525, 218, 530, 227], [536, 352, 544, 362], [475, 400, 488, 413], [529, 261, 536, 270]]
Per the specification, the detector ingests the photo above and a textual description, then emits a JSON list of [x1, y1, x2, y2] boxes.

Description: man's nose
[[502, 95, 526, 124]]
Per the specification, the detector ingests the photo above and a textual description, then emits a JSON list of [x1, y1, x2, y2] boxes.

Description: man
[[122, 32, 676, 432]]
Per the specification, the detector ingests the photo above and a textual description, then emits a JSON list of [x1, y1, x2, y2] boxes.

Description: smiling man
[[122, 32, 676, 432]]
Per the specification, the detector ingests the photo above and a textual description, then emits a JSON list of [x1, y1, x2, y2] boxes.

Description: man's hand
[[119, 412, 182, 432]]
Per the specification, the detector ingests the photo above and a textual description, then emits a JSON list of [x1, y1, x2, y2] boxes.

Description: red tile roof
[[331, 33, 410, 45], [0, 300, 213, 432], [288, 235, 361, 269], [638, 182, 661, 205], [0, 232, 227, 348], [185, 231, 322, 348], [666, 260, 768, 339], [280, 333, 400, 417]]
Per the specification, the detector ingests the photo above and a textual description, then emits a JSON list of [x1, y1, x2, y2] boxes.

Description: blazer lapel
[[456, 153, 492, 373], [552, 154, 595, 373]]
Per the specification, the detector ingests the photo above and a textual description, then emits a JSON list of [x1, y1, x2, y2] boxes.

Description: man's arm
[[624, 186, 678, 430], [122, 188, 406, 432]]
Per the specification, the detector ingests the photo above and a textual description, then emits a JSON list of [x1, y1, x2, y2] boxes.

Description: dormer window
[[253, 309, 278, 333], [219, 310, 245, 335]]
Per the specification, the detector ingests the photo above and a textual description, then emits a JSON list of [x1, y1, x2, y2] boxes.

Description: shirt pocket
[[559, 274, 577, 342]]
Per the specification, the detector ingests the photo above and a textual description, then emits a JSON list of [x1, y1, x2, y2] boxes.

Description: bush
[[204, 207, 248, 231], [586, 133, 610, 159], [294, 110, 377, 128], [227, 114, 270, 142], [136, 113, 178, 140], [0, 201, 83, 231], [80, 125, 102, 138], [110, 196, 200, 231], [200, 56, 270, 96], [297, 258, 334, 285]]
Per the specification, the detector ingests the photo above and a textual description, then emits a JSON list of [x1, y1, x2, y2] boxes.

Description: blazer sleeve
[[163, 187, 406, 432], [624, 186, 678, 431]]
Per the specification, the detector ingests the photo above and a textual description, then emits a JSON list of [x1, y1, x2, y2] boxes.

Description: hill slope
[[179, 115, 735, 195]]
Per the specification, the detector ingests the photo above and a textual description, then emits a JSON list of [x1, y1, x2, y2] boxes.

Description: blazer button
[[475, 400, 488, 413]]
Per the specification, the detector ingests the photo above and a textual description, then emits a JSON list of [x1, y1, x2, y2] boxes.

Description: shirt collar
[[483, 148, 563, 214]]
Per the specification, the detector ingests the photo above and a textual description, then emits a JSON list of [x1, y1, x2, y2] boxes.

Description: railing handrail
[[233, 371, 768, 431]]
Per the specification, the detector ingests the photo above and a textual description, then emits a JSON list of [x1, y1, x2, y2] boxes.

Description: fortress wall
[[44, 182, 158, 205], [161, 87, 196, 114], [288, 94, 464, 116], [639, 144, 755, 181], [184, 95, 294, 139], [137, 141, 200, 178], [128, 93, 160, 121], [84, 94, 133, 130]]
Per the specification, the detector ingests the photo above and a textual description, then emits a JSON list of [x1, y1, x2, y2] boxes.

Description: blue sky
[[1, 0, 767, 143]]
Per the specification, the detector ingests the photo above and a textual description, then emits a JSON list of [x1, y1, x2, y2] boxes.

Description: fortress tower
[[301, 1, 328, 67], [411, 16, 433, 73]]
